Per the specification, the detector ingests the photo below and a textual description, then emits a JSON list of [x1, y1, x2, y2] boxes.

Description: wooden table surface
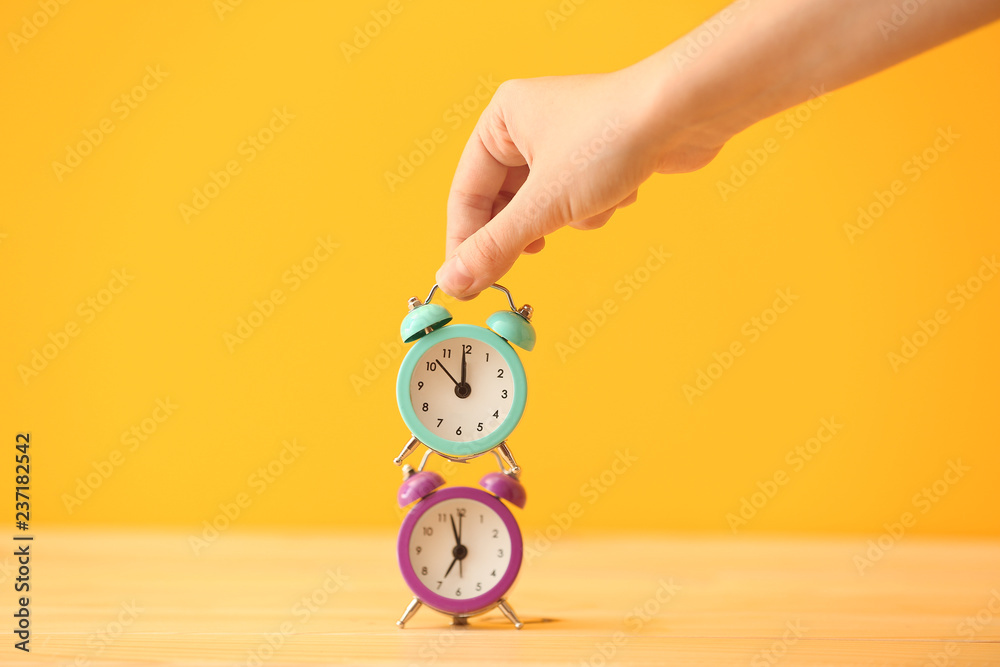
[[8, 529, 1000, 666]]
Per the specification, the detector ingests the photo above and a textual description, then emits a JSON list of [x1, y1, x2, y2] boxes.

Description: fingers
[[492, 167, 530, 214], [440, 181, 636, 298], [445, 136, 514, 260], [437, 178, 549, 299], [569, 207, 616, 231], [441, 104, 543, 299], [566, 190, 637, 231], [523, 237, 545, 254], [445, 106, 529, 259]]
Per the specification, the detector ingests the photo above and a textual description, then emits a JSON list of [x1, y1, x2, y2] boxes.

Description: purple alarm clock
[[395, 469, 527, 629]]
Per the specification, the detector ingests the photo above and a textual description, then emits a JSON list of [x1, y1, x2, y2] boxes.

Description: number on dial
[[410, 337, 514, 442], [408, 497, 512, 600]]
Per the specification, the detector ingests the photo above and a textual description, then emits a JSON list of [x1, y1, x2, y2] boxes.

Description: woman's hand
[[436, 66, 726, 299]]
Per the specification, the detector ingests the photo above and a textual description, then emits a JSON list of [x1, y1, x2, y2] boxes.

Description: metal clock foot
[[396, 598, 422, 628], [393, 436, 420, 466], [450, 615, 469, 626], [497, 598, 523, 629], [495, 442, 520, 476]]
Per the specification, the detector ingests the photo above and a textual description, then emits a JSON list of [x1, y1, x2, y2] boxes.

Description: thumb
[[436, 181, 551, 299]]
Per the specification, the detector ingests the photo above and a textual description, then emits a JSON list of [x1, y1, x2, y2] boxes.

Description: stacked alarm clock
[[391, 284, 535, 629]]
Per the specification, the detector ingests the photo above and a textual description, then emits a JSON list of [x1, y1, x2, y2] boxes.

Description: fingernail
[[436, 256, 474, 296]]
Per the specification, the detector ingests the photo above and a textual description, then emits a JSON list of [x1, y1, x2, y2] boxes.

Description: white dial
[[407, 496, 513, 600], [409, 336, 514, 443]]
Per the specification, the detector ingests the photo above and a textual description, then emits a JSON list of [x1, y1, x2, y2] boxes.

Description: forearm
[[641, 0, 1000, 150]]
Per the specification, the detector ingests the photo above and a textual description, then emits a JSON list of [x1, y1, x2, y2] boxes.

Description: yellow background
[[2, 0, 998, 537]]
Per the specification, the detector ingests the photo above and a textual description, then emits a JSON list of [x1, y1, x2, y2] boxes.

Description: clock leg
[[396, 597, 422, 628], [393, 436, 420, 466], [495, 442, 520, 476], [497, 598, 524, 629]]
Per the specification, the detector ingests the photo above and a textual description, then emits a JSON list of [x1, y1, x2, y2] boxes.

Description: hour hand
[[437, 360, 460, 386]]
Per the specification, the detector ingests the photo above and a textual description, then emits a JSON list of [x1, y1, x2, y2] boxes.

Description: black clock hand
[[461, 346, 467, 385], [457, 512, 464, 577], [437, 360, 460, 386], [446, 515, 468, 578], [440, 359, 472, 399]]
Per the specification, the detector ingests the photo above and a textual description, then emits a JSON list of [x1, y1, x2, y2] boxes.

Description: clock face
[[408, 336, 515, 443], [404, 495, 515, 604]]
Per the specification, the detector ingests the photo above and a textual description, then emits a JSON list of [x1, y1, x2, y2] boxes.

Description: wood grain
[[7, 529, 1000, 665]]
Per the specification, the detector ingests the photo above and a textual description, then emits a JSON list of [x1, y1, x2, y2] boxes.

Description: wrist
[[626, 1, 810, 170], [619, 48, 739, 174]]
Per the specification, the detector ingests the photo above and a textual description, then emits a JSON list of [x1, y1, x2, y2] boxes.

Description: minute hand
[[437, 360, 460, 386]]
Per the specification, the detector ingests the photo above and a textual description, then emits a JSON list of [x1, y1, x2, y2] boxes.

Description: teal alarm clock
[[393, 284, 535, 471]]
